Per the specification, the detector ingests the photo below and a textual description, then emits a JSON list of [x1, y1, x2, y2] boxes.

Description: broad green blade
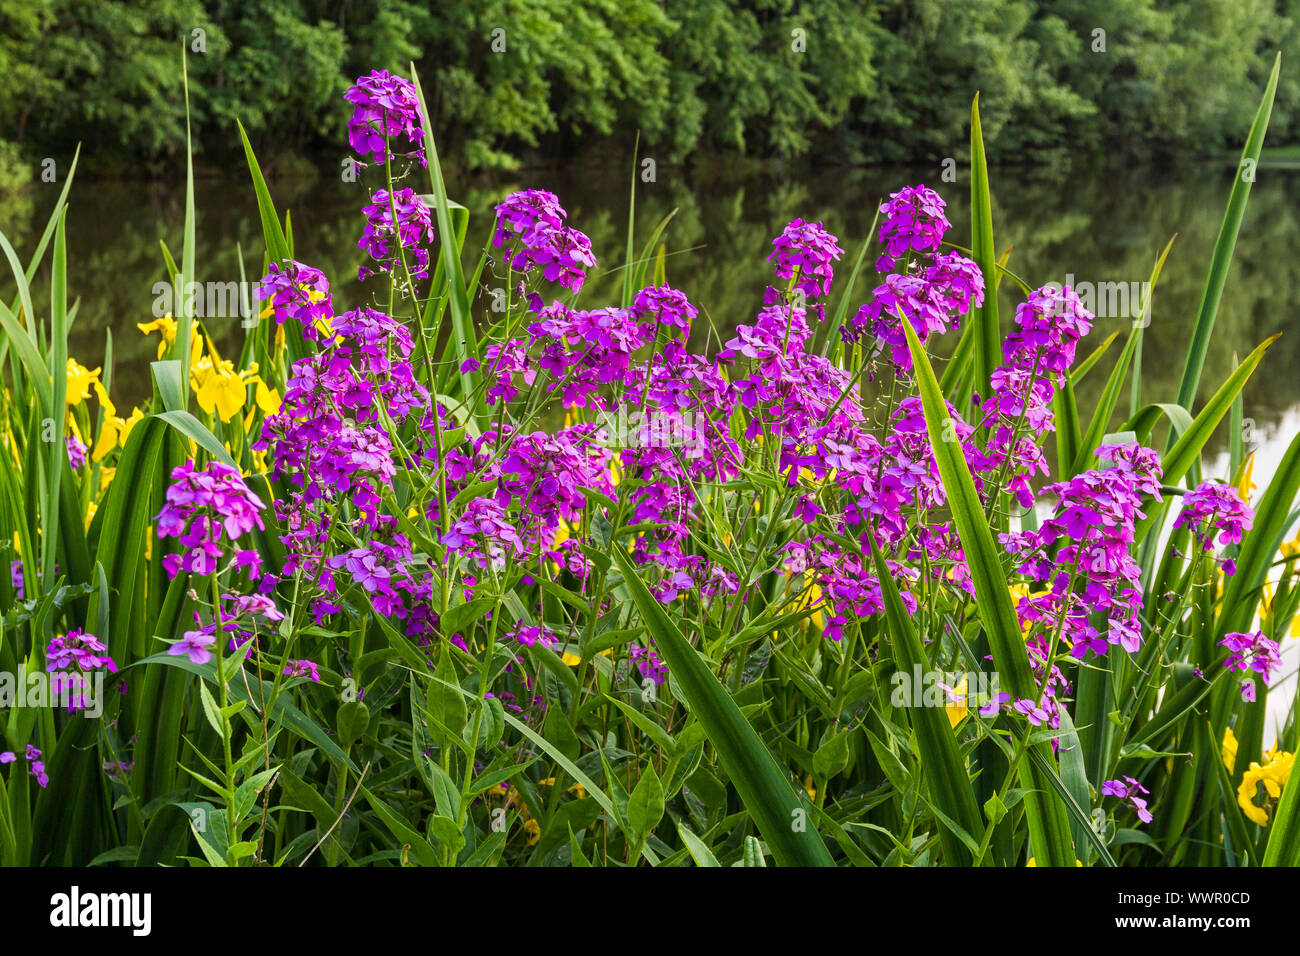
[[867, 532, 982, 863], [611, 546, 834, 867], [1171, 54, 1279, 442], [969, 94, 1000, 404], [901, 318, 1075, 866]]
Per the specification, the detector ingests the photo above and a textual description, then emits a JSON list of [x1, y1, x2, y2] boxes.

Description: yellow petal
[[255, 379, 281, 416], [92, 379, 116, 419], [214, 376, 247, 422], [91, 419, 122, 463]]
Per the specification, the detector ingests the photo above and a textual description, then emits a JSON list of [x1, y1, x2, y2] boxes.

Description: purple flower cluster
[[255, 303, 446, 633], [258, 308, 425, 528], [0, 745, 47, 788], [874, 185, 953, 272], [492, 189, 597, 296], [1220, 630, 1282, 687], [631, 284, 697, 339], [45, 628, 116, 712], [155, 460, 266, 580], [768, 218, 844, 299], [845, 187, 983, 373], [67, 434, 88, 470], [256, 260, 333, 341], [442, 496, 527, 571], [528, 303, 646, 410], [344, 69, 426, 167], [1174, 482, 1254, 573], [358, 187, 435, 281], [1102, 776, 1154, 824], [968, 285, 1094, 507], [1002, 442, 1162, 662], [851, 258, 984, 372], [782, 538, 915, 642], [629, 643, 666, 686]]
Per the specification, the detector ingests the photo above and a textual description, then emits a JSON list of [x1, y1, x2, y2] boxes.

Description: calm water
[[6, 155, 1300, 480]]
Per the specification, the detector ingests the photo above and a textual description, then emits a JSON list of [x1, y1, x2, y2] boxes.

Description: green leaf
[[359, 788, 439, 867], [900, 318, 1076, 867], [677, 823, 721, 867], [866, 532, 981, 863], [153, 410, 239, 470], [237, 119, 290, 264], [1171, 53, 1280, 428], [336, 701, 371, 748], [627, 763, 665, 838], [610, 546, 834, 867], [969, 93, 1000, 403]]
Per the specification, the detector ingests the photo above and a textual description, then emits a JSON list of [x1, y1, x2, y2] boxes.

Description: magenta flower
[[631, 284, 697, 339], [768, 218, 844, 299], [168, 629, 217, 665], [67, 434, 88, 470], [875, 185, 952, 271], [155, 460, 266, 581], [1013, 697, 1050, 726], [1220, 631, 1282, 685], [44, 628, 116, 712], [492, 189, 596, 294], [256, 260, 333, 340], [358, 187, 435, 281], [1102, 776, 1154, 824], [284, 660, 322, 682], [1173, 481, 1254, 560], [509, 625, 556, 649], [630, 642, 667, 686], [344, 69, 426, 166]]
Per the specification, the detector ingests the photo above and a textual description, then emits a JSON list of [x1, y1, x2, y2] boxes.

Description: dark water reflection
[[6, 156, 1299, 478]]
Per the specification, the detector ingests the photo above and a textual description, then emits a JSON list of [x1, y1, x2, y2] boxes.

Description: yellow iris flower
[[189, 337, 276, 425], [137, 314, 203, 365], [1026, 857, 1083, 867], [92, 405, 144, 463], [66, 358, 101, 406], [1237, 745, 1293, 827], [1009, 584, 1048, 639]]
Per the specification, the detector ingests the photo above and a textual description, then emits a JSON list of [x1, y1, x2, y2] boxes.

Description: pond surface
[[7, 154, 1300, 484]]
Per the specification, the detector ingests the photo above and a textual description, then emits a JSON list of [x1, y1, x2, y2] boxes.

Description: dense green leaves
[[4, 1, 1297, 172]]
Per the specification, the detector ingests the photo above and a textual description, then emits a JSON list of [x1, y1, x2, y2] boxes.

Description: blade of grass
[[1169, 54, 1280, 470], [901, 317, 1076, 866], [969, 94, 1000, 402], [866, 532, 982, 863], [611, 546, 834, 866]]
